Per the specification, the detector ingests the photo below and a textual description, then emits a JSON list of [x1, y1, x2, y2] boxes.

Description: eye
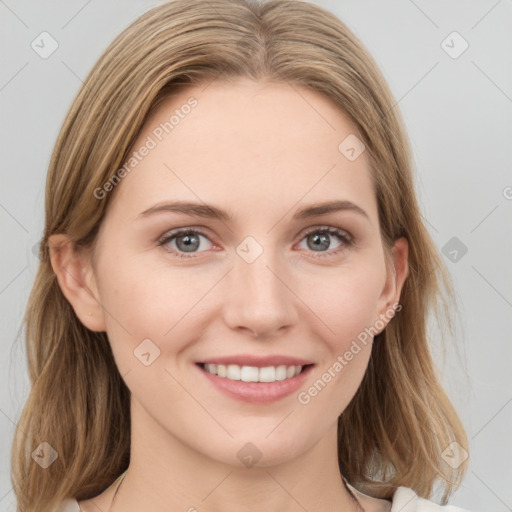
[[158, 225, 354, 259], [297, 226, 353, 256], [158, 228, 213, 258]]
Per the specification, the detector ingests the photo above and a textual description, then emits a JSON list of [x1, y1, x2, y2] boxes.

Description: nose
[[222, 248, 298, 339]]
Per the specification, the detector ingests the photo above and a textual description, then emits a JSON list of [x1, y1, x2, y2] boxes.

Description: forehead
[[108, 78, 377, 223]]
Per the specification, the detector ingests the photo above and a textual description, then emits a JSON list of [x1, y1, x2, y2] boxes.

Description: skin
[[50, 78, 408, 512]]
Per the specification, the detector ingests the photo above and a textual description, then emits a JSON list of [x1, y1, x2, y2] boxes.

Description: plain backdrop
[[1, 1, 511, 511]]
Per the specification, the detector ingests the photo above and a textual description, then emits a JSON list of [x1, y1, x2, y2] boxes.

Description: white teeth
[[259, 366, 275, 382], [203, 363, 304, 383], [275, 365, 287, 381], [226, 364, 241, 380], [240, 366, 259, 382]]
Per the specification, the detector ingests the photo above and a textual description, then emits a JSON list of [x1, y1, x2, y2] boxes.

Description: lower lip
[[196, 364, 314, 404]]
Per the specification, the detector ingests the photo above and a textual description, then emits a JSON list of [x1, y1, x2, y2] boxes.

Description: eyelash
[[157, 225, 354, 259]]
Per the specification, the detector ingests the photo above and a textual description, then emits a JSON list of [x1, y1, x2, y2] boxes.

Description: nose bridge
[[223, 240, 297, 336], [240, 251, 282, 297]]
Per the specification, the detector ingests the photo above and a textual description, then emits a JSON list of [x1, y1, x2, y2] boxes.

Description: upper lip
[[198, 355, 314, 367]]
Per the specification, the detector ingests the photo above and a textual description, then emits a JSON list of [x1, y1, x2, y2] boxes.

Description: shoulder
[[54, 498, 80, 512], [392, 487, 470, 512]]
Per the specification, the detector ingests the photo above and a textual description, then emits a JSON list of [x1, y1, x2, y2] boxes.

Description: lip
[[195, 362, 314, 404], [198, 354, 313, 367]]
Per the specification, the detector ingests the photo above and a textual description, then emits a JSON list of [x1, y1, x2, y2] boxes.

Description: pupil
[[178, 233, 199, 252], [309, 233, 329, 251]]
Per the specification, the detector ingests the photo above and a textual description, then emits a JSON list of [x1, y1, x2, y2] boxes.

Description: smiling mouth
[[196, 363, 313, 383]]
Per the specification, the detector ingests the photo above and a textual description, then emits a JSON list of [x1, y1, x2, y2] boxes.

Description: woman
[[11, 0, 470, 511]]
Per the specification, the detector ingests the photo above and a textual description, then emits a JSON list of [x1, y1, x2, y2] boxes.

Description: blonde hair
[[11, 0, 468, 509]]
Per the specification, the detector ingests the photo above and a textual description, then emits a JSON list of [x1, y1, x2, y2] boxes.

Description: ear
[[374, 237, 409, 332], [48, 234, 107, 332]]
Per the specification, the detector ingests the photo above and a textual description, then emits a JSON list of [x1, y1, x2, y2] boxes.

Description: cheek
[[92, 249, 188, 374], [293, 266, 382, 420], [297, 257, 386, 350], [98, 243, 207, 324]]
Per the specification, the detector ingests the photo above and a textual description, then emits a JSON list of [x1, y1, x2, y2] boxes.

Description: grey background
[[1, 1, 511, 510]]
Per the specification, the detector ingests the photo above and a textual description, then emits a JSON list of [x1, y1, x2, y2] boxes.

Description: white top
[[56, 486, 470, 511]]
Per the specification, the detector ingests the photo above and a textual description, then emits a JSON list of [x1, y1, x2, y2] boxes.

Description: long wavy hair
[[11, 0, 468, 510]]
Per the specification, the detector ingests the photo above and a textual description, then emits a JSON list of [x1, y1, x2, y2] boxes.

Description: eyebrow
[[138, 199, 369, 222]]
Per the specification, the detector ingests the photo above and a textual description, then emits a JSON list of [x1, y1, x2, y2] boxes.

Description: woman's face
[[84, 78, 407, 467]]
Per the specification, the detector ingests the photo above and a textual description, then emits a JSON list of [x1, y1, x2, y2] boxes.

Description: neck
[[109, 398, 361, 512]]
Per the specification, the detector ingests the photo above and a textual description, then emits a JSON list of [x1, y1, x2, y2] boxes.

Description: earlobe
[[48, 234, 107, 332]]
